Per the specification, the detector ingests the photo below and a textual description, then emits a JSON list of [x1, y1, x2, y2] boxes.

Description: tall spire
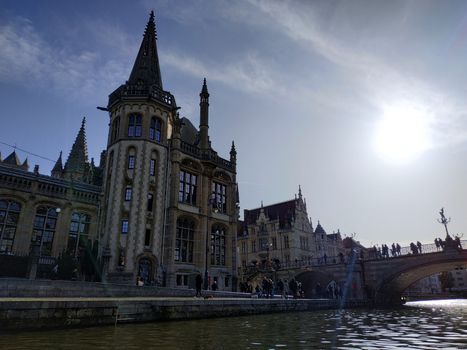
[[128, 10, 163, 88], [64, 117, 89, 181], [199, 78, 210, 150], [298, 184, 302, 199]]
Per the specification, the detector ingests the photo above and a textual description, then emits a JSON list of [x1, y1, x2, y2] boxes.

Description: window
[[225, 277, 229, 288], [176, 274, 188, 286], [259, 238, 269, 251], [150, 159, 156, 176], [111, 116, 120, 143], [121, 220, 129, 234], [211, 225, 226, 266], [124, 187, 132, 201], [212, 182, 227, 213], [128, 155, 135, 169], [147, 193, 153, 212], [128, 114, 142, 137], [68, 212, 91, 257], [31, 206, 58, 256], [144, 229, 151, 247], [179, 170, 197, 205], [241, 241, 247, 254], [175, 218, 194, 262], [150, 117, 162, 142], [284, 235, 290, 249], [0, 200, 21, 254], [252, 240, 256, 253], [272, 237, 277, 250]]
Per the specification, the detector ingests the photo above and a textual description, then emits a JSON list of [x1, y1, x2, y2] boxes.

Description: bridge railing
[[239, 240, 467, 278]]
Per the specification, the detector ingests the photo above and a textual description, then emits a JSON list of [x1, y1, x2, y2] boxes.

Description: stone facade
[[0, 12, 238, 290]]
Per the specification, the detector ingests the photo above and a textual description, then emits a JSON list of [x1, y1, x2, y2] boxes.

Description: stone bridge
[[246, 242, 467, 305]]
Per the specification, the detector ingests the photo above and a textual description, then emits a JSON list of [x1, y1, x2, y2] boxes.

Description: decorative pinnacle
[[201, 77, 209, 95], [230, 140, 236, 154]]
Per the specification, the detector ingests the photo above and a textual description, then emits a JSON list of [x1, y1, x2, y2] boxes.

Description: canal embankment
[[0, 279, 368, 331]]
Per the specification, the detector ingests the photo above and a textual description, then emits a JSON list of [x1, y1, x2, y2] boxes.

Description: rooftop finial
[[201, 77, 209, 95], [298, 184, 302, 199], [81, 116, 86, 129]]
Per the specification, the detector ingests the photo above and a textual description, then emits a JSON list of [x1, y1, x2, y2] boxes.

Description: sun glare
[[374, 104, 432, 164]]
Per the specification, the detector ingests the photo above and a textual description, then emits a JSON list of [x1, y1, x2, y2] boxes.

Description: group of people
[[370, 243, 402, 259], [239, 277, 305, 299], [409, 241, 423, 255], [435, 235, 463, 251]]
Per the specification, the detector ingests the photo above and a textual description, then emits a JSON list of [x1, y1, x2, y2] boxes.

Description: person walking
[[195, 273, 203, 297]]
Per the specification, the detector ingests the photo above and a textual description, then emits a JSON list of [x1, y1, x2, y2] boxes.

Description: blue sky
[[1, 0, 467, 246]]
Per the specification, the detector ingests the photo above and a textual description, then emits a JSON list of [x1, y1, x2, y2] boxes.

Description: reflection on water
[[1, 299, 466, 349]]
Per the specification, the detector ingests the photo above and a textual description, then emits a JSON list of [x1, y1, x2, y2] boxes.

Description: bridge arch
[[372, 249, 467, 304], [295, 270, 337, 298]]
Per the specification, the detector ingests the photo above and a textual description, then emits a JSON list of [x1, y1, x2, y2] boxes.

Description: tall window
[[147, 193, 153, 212], [212, 182, 227, 213], [211, 225, 226, 266], [144, 229, 151, 247], [0, 200, 21, 254], [31, 206, 58, 256], [175, 218, 194, 263], [121, 220, 129, 234], [179, 170, 197, 205], [124, 187, 132, 201], [68, 212, 91, 257], [272, 237, 277, 250], [111, 116, 120, 143], [284, 235, 289, 249], [150, 117, 162, 142], [252, 240, 256, 253], [150, 158, 156, 176], [128, 155, 135, 169], [128, 114, 142, 137]]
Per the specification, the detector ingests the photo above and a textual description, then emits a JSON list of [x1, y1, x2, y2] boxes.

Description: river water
[[1, 299, 466, 349]]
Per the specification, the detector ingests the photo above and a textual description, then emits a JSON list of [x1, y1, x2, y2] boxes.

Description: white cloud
[[0, 16, 131, 105], [161, 50, 279, 95]]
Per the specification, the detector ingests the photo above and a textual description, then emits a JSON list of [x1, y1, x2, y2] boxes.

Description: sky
[[1, 0, 467, 247]]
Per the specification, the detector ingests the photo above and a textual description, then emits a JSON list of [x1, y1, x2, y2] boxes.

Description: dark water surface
[[1, 299, 466, 349]]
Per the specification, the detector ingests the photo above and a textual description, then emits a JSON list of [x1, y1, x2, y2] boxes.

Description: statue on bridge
[[437, 208, 463, 251]]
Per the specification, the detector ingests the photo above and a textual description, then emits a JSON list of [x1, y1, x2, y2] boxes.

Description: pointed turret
[[51, 151, 63, 178], [199, 78, 210, 150], [20, 157, 29, 171], [64, 117, 89, 182], [128, 10, 163, 89], [230, 141, 237, 164], [315, 221, 326, 235], [3, 151, 21, 167], [298, 185, 302, 200]]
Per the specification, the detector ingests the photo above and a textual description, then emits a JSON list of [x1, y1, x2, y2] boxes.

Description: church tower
[[101, 11, 177, 283]]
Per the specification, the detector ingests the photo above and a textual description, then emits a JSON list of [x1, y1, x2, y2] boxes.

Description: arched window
[[111, 116, 120, 143], [175, 218, 194, 263], [150, 117, 162, 142], [211, 225, 226, 266], [68, 212, 91, 257], [128, 114, 142, 137], [31, 206, 58, 256], [0, 199, 21, 254]]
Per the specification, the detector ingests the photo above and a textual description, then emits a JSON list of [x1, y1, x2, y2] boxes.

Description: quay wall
[[0, 297, 367, 332], [0, 278, 248, 299]]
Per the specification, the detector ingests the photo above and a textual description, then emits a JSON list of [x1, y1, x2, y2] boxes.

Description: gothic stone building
[[237, 187, 344, 280], [0, 12, 238, 290]]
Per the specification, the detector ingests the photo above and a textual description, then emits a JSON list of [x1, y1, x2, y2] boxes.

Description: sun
[[374, 104, 432, 164]]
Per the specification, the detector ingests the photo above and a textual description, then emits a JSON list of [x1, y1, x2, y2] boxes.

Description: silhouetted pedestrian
[[195, 273, 203, 297]]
